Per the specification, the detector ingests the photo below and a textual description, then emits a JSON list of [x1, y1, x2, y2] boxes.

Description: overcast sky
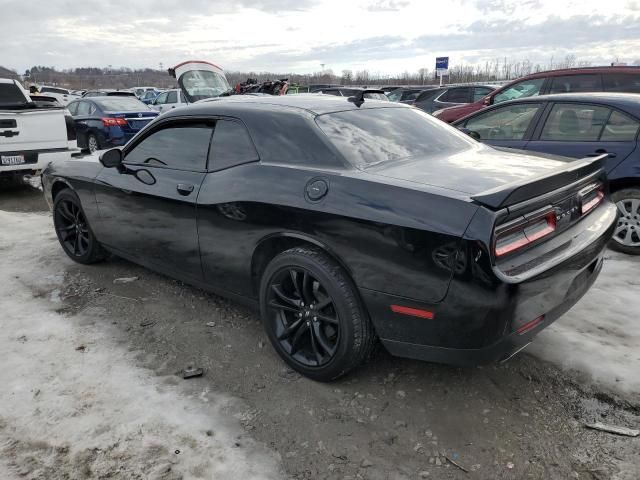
[[1, 0, 639, 74]]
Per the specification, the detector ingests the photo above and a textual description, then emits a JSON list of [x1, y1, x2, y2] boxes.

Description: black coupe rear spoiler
[[471, 154, 608, 210]]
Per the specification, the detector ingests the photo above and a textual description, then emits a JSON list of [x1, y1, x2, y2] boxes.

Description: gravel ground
[[1, 177, 639, 480]]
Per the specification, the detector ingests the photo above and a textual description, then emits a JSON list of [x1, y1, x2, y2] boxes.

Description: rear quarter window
[[208, 120, 259, 171], [548, 74, 603, 94], [603, 73, 640, 93], [600, 111, 640, 141]]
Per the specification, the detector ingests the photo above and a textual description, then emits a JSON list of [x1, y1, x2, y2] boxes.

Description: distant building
[[0, 66, 20, 81]]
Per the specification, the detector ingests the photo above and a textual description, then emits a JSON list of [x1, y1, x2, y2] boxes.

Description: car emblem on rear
[[555, 195, 581, 225], [138, 113, 142, 117]]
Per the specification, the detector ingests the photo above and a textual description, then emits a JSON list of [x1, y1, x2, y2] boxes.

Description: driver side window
[[464, 103, 542, 141], [124, 123, 213, 171], [493, 78, 545, 105]]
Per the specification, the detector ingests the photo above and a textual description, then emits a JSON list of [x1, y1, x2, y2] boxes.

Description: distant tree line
[[8, 55, 638, 91]]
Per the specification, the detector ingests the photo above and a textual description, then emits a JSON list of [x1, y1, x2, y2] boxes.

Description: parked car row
[[434, 66, 640, 122]]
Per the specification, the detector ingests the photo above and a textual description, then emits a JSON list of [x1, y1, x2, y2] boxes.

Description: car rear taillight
[[495, 210, 557, 258], [581, 185, 605, 215], [102, 117, 127, 127]]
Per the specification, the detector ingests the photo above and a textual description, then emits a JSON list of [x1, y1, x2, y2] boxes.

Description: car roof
[[163, 94, 406, 117]]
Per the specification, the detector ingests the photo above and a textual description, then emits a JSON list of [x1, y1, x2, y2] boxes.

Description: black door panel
[[94, 166, 206, 279], [93, 122, 213, 280]]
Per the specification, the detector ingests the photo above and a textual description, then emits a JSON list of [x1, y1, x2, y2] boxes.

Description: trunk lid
[[168, 60, 231, 103], [365, 145, 588, 208], [107, 111, 158, 132]]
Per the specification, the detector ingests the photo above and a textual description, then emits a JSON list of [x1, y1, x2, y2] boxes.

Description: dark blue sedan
[[453, 92, 640, 254], [67, 96, 159, 153]]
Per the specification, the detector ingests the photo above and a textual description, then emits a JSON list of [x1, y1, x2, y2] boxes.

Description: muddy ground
[[2, 178, 639, 480]]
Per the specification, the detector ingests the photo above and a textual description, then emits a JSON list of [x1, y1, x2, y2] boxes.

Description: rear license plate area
[[1, 154, 25, 165], [129, 120, 150, 130]]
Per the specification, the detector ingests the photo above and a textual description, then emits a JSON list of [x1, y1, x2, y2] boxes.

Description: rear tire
[[259, 246, 376, 382], [610, 188, 640, 255], [53, 189, 106, 264]]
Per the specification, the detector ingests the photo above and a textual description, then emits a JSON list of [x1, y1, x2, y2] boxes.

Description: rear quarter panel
[[196, 163, 479, 303]]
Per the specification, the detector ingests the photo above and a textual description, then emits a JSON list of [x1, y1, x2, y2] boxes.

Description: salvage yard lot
[[1, 180, 639, 480]]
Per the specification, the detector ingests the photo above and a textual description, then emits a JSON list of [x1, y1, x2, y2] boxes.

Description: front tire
[[260, 247, 376, 382], [53, 189, 106, 264], [610, 188, 640, 255]]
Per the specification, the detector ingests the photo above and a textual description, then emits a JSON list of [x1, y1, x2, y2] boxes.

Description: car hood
[[364, 145, 571, 196]]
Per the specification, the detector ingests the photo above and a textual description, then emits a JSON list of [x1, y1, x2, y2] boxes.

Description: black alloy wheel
[[53, 189, 105, 264], [267, 267, 340, 367], [260, 247, 376, 381]]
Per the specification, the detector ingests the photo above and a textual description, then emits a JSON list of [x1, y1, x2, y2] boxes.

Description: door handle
[[176, 183, 194, 196], [587, 149, 616, 158]]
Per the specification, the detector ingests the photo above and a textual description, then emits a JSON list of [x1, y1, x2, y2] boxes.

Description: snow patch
[[530, 251, 640, 397], [0, 211, 283, 479]]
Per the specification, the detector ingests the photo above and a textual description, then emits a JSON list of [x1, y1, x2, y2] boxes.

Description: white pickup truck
[[0, 79, 77, 178]]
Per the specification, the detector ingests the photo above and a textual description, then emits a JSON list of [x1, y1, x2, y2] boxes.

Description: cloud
[[366, 0, 410, 11], [1, 0, 639, 74]]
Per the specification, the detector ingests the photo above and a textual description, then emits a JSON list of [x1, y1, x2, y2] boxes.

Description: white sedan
[[150, 89, 188, 113]]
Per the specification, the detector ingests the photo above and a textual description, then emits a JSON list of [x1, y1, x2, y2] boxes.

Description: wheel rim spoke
[[316, 313, 339, 325], [277, 317, 304, 340], [269, 300, 299, 314], [314, 295, 332, 311], [59, 202, 75, 222], [308, 326, 323, 364], [313, 323, 336, 357], [289, 269, 303, 300], [289, 322, 309, 355], [271, 284, 299, 308], [301, 271, 315, 305]]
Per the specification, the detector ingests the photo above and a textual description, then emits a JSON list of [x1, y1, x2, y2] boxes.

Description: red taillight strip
[[390, 305, 435, 320], [102, 117, 127, 127], [495, 235, 530, 257], [524, 213, 557, 243], [495, 211, 556, 258], [581, 190, 604, 215], [516, 315, 545, 335]]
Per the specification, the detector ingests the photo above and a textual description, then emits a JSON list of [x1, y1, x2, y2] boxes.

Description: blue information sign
[[435, 57, 449, 70]]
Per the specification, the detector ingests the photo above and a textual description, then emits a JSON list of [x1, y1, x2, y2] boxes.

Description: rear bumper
[[362, 202, 616, 367], [0, 149, 73, 176], [380, 253, 604, 366]]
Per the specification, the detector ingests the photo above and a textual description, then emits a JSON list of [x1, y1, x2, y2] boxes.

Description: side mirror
[[483, 96, 492, 106], [458, 127, 481, 141], [99, 148, 123, 168]]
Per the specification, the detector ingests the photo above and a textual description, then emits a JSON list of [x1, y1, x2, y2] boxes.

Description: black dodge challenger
[[42, 95, 617, 381]]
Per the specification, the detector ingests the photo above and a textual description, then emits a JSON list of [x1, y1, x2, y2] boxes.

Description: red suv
[[433, 66, 640, 123]]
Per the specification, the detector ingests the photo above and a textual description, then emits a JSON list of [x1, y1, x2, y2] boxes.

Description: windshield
[[179, 70, 231, 102], [493, 78, 544, 104], [316, 107, 473, 169], [95, 97, 149, 111]]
